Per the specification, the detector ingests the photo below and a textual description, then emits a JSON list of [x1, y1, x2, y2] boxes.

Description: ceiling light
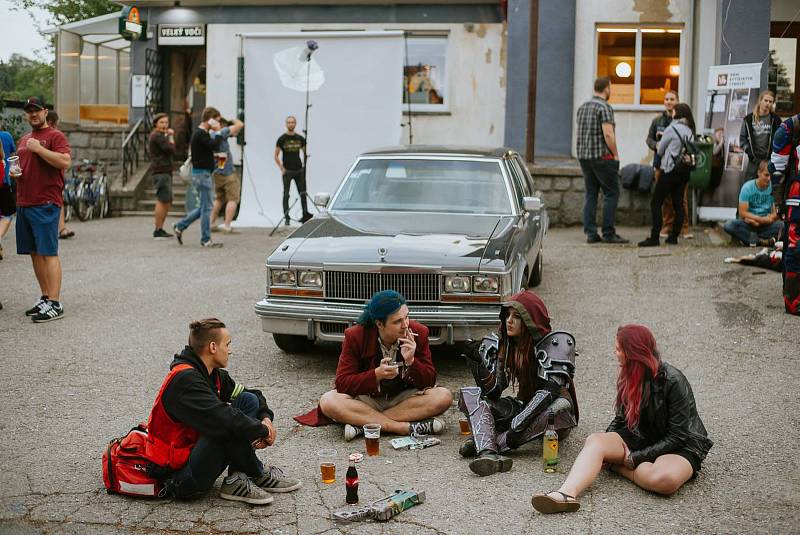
[[615, 62, 632, 78]]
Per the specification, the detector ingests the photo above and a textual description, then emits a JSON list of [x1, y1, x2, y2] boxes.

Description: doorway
[[163, 46, 206, 158]]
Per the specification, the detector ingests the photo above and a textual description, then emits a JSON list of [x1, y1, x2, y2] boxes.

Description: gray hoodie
[[656, 119, 693, 174]]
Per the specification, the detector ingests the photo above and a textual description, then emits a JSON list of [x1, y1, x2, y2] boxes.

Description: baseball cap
[[24, 96, 46, 111]]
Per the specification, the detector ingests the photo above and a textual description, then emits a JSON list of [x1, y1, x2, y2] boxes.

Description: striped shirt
[[576, 96, 615, 160]]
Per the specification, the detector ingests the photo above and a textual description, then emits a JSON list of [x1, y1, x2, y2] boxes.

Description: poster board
[[236, 31, 404, 227], [698, 63, 763, 221]]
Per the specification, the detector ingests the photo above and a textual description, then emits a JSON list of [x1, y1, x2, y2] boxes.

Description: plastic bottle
[[543, 411, 559, 473], [345, 459, 359, 504]]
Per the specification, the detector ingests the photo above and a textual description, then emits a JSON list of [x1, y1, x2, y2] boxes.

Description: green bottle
[[543, 411, 559, 473]]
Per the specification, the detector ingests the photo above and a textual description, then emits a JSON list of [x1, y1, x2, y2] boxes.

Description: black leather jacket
[[606, 361, 713, 467]]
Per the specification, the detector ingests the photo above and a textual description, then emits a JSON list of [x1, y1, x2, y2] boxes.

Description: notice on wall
[[131, 75, 147, 108], [158, 24, 205, 46], [698, 63, 763, 222]]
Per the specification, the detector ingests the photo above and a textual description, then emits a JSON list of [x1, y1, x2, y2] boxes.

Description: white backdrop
[[236, 31, 404, 227]]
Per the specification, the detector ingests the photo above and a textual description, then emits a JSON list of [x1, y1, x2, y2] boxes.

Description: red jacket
[[335, 320, 437, 396]]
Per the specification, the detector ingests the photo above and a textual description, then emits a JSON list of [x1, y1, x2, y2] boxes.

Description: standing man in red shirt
[[15, 97, 71, 323]]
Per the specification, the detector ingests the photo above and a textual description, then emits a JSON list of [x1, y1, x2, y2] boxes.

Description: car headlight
[[473, 275, 499, 293], [298, 270, 323, 288], [270, 269, 296, 286], [444, 275, 471, 293]]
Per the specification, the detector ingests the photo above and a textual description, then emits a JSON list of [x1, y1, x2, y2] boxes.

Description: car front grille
[[324, 271, 441, 302]]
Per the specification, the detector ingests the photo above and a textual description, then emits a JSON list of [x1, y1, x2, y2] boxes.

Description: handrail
[[121, 118, 145, 187]]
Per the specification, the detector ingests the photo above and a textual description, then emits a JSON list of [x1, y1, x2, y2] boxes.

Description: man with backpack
[[150, 318, 301, 504]]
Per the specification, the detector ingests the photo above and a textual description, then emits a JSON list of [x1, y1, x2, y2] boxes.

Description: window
[[596, 26, 682, 107], [769, 22, 800, 116], [403, 35, 447, 112]]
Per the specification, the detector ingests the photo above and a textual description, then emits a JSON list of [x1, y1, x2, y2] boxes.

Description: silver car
[[255, 146, 548, 352]]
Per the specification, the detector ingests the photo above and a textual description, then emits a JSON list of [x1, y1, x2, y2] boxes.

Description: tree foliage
[[0, 54, 54, 104], [11, 0, 118, 25]]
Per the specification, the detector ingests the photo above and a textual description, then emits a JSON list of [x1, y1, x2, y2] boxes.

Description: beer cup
[[459, 417, 471, 435], [215, 152, 227, 169], [317, 449, 337, 483], [363, 424, 381, 456]]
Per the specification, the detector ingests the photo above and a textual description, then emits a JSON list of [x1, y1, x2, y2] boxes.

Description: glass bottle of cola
[[345, 459, 359, 504], [543, 411, 559, 473]]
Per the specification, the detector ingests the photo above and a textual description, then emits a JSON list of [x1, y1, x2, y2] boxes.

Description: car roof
[[359, 145, 515, 159]]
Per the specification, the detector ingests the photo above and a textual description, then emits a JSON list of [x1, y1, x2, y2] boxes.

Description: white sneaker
[[219, 472, 273, 505], [344, 424, 364, 442]]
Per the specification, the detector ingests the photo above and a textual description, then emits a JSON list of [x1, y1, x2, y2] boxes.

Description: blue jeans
[[176, 171, 213, 244], [168, 392, 264, 499], [723, 218, 782, 246], [579, 159, 620, 238]]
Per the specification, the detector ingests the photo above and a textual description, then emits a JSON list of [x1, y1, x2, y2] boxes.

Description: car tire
[[273, 333, 315, 353], [529, 248, 543, 287]]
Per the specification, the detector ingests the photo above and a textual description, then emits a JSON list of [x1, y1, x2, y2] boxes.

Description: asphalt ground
[[0, 217, 797, 535]]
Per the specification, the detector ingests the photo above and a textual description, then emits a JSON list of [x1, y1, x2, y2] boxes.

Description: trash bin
[[689, 138, 713, 190]]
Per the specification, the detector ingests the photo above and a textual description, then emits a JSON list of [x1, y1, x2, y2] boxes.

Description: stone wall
[[59, 124, 126, 175], [529, 160, 650, 226]]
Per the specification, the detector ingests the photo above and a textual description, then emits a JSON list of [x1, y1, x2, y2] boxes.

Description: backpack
[[671, 125, 699, 173], [102, 424, 165, 498]]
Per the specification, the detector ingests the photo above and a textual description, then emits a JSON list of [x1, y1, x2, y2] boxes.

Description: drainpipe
[[525, 0, 539, 163]]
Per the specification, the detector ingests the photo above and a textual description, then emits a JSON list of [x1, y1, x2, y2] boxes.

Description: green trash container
[[689, 138, 713, 190]]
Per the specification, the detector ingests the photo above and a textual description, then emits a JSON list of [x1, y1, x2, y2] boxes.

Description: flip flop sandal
[[531, 490, 580, 514], [59, 229, 75, 239]]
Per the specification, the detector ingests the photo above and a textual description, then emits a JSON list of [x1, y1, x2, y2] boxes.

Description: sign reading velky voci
[[158, 24, 205, 46]]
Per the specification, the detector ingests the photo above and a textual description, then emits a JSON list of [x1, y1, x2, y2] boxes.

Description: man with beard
[[274, 116, 312, 225]]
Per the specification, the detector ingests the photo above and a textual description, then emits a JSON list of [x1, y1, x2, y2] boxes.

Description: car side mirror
[[523, 196, 543, 212], [313, 192, 330, 207]]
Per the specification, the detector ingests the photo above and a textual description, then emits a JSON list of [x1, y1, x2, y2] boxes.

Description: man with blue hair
[[319, 290, 452, 440]]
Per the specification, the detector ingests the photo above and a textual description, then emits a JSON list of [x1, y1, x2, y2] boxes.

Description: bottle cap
[[348, 452, 363, 463]]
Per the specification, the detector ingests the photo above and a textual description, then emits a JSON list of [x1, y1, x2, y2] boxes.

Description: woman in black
[[531, 324, 712, 514], [739, 90, 781, 180], [148, 112, 176, 239]]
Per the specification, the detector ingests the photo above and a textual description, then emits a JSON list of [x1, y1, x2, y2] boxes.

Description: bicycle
[[74, 160, 109, 221], [62, 169, 81, 222]]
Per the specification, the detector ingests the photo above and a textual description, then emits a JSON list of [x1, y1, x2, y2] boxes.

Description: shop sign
[[158, 25, 206, 46], [119, 6, 147, 41]]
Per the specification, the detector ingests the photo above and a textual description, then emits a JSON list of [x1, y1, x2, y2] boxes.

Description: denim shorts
[[16, 204, 60, 256]]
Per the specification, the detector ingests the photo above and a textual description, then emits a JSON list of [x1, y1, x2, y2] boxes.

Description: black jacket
[[161, 346, 272, 444], [739, 112, 782, 161], [606, 361, 713, 467], [646, 112, 672, 152], [148, 131, 175, 175], [190, 127, 222, 170]]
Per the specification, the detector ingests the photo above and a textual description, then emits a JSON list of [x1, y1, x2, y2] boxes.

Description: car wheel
[[273, 333, 315, 353], [529, 248, 543, 287]]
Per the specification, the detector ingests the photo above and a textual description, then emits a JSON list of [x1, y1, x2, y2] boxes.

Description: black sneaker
[[638, 237, 660, 247], [602, 234, 629, 244], [409, 417, 445, 436], [300, 212, 313, 223], [32, 301, 65, 323], [153, 228, 173, 240], [284, 217, 291, 226], [172, 224, 183, 245], [665, 236, 679, 245], [586, 234, 602, 244], [25, 296, 48, 316]]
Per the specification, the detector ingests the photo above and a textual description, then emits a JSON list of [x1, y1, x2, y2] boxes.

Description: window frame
[[595, 24, 684, 111], [770, 21, 800, 117], [402, 31, 450, 114]]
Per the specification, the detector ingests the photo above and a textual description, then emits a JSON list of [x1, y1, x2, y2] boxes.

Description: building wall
[[572, 0, 694, 167]]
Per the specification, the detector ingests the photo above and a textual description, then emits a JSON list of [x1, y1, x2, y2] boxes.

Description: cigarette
[[408, 328, 418, 337]]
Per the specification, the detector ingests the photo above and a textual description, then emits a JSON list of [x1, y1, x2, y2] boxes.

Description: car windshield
[[329, 158, 512, 214]]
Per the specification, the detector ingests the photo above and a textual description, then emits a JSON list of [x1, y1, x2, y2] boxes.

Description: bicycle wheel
[[76, 180, 94, 221], [97, 177, 109, 218]]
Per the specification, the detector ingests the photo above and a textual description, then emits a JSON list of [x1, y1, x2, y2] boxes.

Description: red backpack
[[102, 424, 164, 497]]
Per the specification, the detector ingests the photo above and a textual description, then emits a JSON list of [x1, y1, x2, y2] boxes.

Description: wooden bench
[[79, 105, 128, 125]]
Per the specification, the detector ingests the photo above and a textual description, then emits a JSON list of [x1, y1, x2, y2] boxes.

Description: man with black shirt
[[174, 107, 224, 248], [274, 116, 312, 225], [155, 318, 301, 504]]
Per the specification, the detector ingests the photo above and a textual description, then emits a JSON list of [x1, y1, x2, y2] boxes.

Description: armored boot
[[458, 396, 519, 457], [459, 387, 512, 476], [499, 396, 576, 451]]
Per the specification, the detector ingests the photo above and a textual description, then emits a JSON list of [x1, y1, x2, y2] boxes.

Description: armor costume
[[458, 291, 579, 476], [769, 115, 800, 315]]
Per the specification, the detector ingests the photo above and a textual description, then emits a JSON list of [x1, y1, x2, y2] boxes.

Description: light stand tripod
[[270, 40, 321, 236]]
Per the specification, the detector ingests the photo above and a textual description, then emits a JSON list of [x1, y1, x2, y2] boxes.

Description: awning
[[43, 11, 131, 51]]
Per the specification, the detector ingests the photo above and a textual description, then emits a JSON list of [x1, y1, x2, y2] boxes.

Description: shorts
[[152, 173, 173, 203], [0, 184, 15, 217], [214, 173, 241, 204], [16, 204, 59, 256], [355, 388, 428, 413], [614, 428, 702, 475]]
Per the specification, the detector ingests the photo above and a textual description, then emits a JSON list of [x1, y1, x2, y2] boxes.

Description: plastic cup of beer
[[363, 424, 381, 456], [215, 152, 227, 169], [317, 449, 337, 483], [7, 155, 21, 179], [459, 417, 471, 435]]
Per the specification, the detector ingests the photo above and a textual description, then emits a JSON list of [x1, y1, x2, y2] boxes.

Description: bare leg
[[0, 217, 11, 239], [31, 254, 49, 296], [209, 199, 222, 229], [154, 201, 171, 231], [224, 201, 237, 227], [557, 432, 627, 499], [59, 208, 65, 233], [319, 390, 412, 435], [382, 387, 452, 422], [611, 454, 693, 495]]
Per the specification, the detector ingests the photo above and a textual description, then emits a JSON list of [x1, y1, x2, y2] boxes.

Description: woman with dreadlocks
[[531, 324, 713, 514], [458, 290, 579, 476]]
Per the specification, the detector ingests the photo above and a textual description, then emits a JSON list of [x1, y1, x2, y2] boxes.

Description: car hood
[[269, 212, 516, 271]]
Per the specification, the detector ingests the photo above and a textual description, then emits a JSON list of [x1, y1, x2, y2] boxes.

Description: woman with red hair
[[531, 324, 712, 513]]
